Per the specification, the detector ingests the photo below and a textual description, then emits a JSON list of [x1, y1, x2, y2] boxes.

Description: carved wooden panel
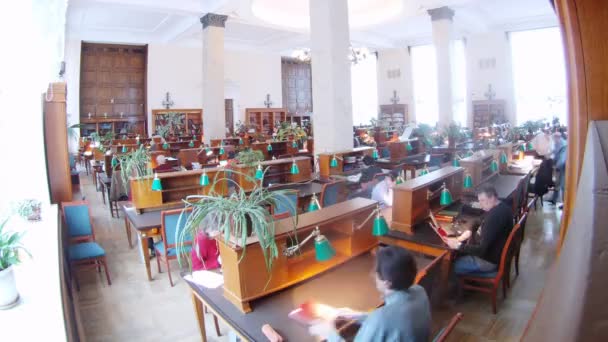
[[281, 58, 312, 116]]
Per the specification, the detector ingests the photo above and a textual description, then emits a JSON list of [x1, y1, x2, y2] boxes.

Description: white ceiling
[[66, 0, 558, 52]]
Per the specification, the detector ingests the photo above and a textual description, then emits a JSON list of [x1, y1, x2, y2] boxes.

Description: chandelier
[[291, 46, 370, 64]]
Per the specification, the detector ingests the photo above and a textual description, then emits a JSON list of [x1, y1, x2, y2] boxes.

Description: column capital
[[200, 13, 228, 29], [427, 6, 454, 21]]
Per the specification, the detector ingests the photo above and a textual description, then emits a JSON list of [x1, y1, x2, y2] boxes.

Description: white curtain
[[510, 27, 567, 125], [0, 0, 68, 208], [351, 55, 379, 126]]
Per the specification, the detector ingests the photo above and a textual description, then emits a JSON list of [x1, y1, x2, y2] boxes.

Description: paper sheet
[[184, 270, 224, 288]]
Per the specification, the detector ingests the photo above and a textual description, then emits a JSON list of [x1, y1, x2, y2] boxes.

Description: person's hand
[[262, 324, 283, 342], [457, 230, 472, 242], [443, 237, 461, 250]]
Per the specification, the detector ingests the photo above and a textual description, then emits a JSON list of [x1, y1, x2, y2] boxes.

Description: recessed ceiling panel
[[83, 6, 169, 32]]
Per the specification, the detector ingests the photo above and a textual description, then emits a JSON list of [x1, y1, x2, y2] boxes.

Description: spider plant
[[113, 145, 152, 193], [0, 216, 29, 271], [175, 168, 298, 274], [235, 148, 264, 167]]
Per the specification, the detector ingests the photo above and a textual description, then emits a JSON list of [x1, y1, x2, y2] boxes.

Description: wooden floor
[[75, 169, 561, 342]]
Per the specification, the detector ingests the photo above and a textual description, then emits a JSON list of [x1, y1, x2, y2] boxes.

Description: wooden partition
[[459, 151, 499, 194], [230, 156, 312, 192], [210, 137, 241, 147], [151, 108, 203, 137], [130, 168, 227, 212], [383, 139, 420, 160], [318, 147, 375, 179], [219, 197, 378, 313], [391, 166, 464, 234], [250, 141, 299, 160]]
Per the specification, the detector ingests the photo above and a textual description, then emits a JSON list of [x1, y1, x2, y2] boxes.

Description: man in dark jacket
[[445, 185, 514, 274]]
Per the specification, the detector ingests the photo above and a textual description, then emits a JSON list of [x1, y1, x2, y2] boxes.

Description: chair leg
[[213, 314, 221, 337], [156, 250, 162, 273], [97, 260, 102, 273], [502, 277, 508, 299], [166, 258, 174, 287], [491, 287, 498, 314], [102, 257, 112, 286], [74, 270, 81, 291]]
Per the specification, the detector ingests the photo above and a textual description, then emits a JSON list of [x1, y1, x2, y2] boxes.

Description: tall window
[[510, 27, 567, 125], [351, 55, 379, 126], [411, 45, 439, 125], [411, 42, 467, 126]]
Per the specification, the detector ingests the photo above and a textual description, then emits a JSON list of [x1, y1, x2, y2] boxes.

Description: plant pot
[[0, 266, 19, 310]]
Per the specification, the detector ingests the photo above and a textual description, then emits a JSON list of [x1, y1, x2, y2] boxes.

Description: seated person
[[371, 170, 398, 208], [348, 171, 374, 200], [154, 155, 173, 173], [191, 231, 220, 271], [327, 246, 431, 342], [445, 185, 514, 274], [362, 155, 382, 177]]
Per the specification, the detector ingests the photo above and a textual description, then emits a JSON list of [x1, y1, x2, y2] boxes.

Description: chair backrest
[[518, 173, 531, 214], [320, 180, 345, 208], [161, 208, 193, 249], [496, 213, 526, 278], [61, 201, 94, 242], [432, 312, 464, 342], [69, 154, 76, 170], [415, 251, 448, 305], [429, 154, 444, 167], [272, 190, 298, 217]]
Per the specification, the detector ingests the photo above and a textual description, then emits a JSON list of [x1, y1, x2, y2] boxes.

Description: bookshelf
[[246, 108, 287, 135], [151, 108, 203, 137], [472, 100, 506, 130]]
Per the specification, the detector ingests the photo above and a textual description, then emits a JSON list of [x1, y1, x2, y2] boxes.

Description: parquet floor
[[75, 169, 561, 341]]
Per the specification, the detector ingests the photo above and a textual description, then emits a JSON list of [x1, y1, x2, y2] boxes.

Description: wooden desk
[[122, 204, 182, 281], [230, 156, 312, 192], [187, 252, 435, 342], [376, 153, 430, 179]]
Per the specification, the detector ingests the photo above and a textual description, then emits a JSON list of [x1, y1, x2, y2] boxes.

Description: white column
[[310, 0, 354, 153], [428, 6, 455, 127], [201, 13, 227, 143]]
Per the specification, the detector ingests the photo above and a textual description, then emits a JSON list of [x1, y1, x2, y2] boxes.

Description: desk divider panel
[[318, 147, 375, 179]]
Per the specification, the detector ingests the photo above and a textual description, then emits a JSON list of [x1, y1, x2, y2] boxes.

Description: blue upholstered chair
[[381, 147, 390, 158], [272, 190, 298, 218], [61, 201, 111, 288], [155, 208, 193, 286], [320, 180, 346, 208]]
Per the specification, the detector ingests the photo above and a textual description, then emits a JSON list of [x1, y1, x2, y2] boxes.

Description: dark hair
[[362, 155, 375, 166], [387, 169, 400, 181], [376, 246, 417, 291], [477, 184, 498, 199]]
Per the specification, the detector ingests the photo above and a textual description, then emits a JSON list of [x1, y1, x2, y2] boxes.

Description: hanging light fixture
[[151, 173, 162, 191], [452, 157, 460, 167], [406, 141, 413, 151], [308, 193, 321, 212], [267, 143, 273, 151], [189, 140, 195, 148], [163, 142, 169, 149], [121, 144, 127, 153], [200, 170, 210, 186], [290, 159, 300, 175], [239, 137, 244, 145], [439, 183, 453, 206], [219, 146, 225, 155], [464, 174, 473, 189], [255, 162, 264, 180]]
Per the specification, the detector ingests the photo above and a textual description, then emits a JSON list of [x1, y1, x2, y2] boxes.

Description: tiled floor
[[75, 169, 561, 341]]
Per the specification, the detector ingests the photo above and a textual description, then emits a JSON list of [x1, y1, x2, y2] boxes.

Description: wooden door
[[225, 99, 234, 135], [281, 58, 313, 116]]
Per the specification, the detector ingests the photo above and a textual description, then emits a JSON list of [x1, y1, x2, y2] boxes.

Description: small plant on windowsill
[[0, 216, 29, 309]]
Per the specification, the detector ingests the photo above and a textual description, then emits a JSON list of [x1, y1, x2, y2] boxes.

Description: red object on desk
[[191, 233, 220, 271]]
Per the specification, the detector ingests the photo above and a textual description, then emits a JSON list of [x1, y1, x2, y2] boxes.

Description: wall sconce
[[283, 226, 335, 262]]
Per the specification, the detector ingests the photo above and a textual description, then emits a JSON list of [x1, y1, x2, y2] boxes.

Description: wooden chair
[[432, 312, 464, 342], [154, 208, 193, 286], [320, 180, 346, 208], [458, 218, 523, 314], [61, 201, 112, 289]]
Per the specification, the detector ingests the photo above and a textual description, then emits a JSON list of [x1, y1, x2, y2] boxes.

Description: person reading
[[325, 246, 431, 342], [444, 185, 514, 274], [371, 170, 399, 208]]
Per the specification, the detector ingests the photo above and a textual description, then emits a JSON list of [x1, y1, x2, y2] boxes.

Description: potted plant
[[235, 149, 265, 167], [176, 169, 297, 273], [276, 121, 307, 146], [444, 122, 464, 148], [412, 123, 435, 151], [15, 200, 42, 221], [0, 217, 28, 309], [113, 145, 152, 193]]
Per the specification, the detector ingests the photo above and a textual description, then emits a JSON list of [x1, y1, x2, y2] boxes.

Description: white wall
[[65, 43, 283, 137], [376, 48, 416, 123], [64, 38, 81, 152], [465, 31, 517, 125], [376, 30, 518, 127]]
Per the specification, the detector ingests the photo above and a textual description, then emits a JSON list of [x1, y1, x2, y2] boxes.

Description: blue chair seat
[[69, 242, 105, 261], [154, 241, 192, 257], [463, 270, 498, 278]]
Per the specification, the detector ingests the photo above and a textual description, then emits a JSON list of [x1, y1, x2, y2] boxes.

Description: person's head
[[156, 154, 167, 165], [362, 155, 375, 167], [477, 184, 499, 211], [375, 246, 417, 294], [384, 169, 400, 187]]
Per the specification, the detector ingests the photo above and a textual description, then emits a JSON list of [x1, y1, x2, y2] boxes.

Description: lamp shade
[[527, 142, 533, 151], [308, 194, 320, 212], [466, 150, 474, 157], [162, 142, 169, 149], [151, 174, 162, 191], [330, 156, 338, 168], [520, 144, 526, 152], [372, 149, 379, 160], [490, 160, 499, 172], [122, 145, 127, 153], [239, 137, 243, 145], [189, 140, 194, 148], [292, 141, 298, 148], [267, 143, 273, 151], [372, 215, 389, 236], [420, 168, 429, 176], [291, 161, 299, 175], [452, 158, 460, 167], [111, 156, 118, 168], [440, 184, 453, 206], [200, 172, 210, 186], [314, 235, 335, 262], [219, 147, 225, 155], [255, 164, 264, 180], [464, 174, 473, 188], [406, 142, 413, 151], [500, 152, 508, 164]]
